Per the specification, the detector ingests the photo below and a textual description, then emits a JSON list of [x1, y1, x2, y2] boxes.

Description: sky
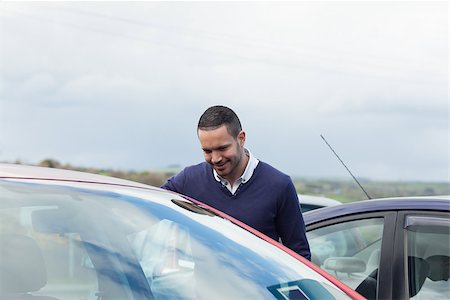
[[0, 1, 449, 182]]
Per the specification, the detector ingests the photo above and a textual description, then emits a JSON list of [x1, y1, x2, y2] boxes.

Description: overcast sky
[[0, 1, 448, 182]]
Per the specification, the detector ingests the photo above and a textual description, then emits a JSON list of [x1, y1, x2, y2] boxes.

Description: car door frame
[[392, 210, 450, 300], [306, 211, 397, 300]]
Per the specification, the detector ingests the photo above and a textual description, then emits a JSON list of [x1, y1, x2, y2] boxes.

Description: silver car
[[0, 163, 364, 300]]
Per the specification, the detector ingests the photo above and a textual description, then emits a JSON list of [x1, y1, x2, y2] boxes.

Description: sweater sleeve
[[160, 168, 186, 193], [276, 180, 311, 260]]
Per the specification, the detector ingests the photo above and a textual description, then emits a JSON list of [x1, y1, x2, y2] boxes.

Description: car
[[0, 163, 364, 300], [298, 194, 341, 212], [303, 196, 450, 300]]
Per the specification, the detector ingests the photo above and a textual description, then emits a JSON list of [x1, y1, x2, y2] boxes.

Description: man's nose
[[211, 151, 222, 164]]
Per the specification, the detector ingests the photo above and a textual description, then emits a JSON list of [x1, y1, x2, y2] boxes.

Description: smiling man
[[161, 105, 310, 260]]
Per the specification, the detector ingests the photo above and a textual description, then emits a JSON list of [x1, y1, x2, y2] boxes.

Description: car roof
[[0, 163, 154, 190], [304, 196, 450, 224], [298, 194, 341, 206]]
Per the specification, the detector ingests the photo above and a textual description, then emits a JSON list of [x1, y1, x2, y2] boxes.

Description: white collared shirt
[[213, 148, 260, 194]]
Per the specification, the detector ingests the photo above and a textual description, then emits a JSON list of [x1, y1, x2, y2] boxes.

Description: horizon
[[3, 158, 449, 184]]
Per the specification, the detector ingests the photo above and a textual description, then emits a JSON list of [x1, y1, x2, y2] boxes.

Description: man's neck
[[226, 153, 249, 186]]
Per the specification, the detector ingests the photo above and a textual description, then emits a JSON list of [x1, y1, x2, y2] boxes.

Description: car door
[[306, 211, 397, 300], [392, 211, 450, 300]]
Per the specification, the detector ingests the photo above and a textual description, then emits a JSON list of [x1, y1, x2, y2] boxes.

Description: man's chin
[[215, 169, 227, 176], [214, 167, 229, 177]]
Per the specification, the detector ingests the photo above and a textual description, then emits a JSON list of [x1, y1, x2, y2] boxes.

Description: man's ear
[[238, 131, 246, 146]]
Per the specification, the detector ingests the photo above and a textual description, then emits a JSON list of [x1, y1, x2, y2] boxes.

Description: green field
[[294, 177, 450, 203]]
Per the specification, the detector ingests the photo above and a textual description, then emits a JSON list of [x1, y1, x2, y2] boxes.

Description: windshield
[[0, 179, 352, 300]]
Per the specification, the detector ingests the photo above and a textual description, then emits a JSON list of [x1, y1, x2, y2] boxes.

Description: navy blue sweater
[[161, 161, 311, 260]]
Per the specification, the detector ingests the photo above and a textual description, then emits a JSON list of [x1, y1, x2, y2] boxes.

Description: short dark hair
[[197, 105, 242, 137]]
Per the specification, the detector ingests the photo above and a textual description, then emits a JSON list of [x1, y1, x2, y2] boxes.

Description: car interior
[[0, 233, 58, 300], [307, 214, 450, 300]]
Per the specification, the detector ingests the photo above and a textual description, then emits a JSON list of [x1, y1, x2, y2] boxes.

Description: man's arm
[[276, 180, 311, 260], [160, 168, 186, 193]]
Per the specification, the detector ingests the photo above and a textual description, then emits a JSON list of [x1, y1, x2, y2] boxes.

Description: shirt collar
[[213, 148, 259, 185]]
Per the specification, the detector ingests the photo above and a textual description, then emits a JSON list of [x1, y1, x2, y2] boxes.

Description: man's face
[[198, 125, 245, 182]]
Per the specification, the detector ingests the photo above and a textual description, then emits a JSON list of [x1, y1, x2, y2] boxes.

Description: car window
[[301, 204, 322, 213], [307, 218, 384, 299], [0, 205, 133, 300], [128, 219, 197, 299], [406, 215, 450, 300]]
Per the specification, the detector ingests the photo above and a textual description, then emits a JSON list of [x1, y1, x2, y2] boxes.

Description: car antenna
[[320, 134, 372, 199]]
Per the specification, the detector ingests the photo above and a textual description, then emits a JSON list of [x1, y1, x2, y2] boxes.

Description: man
[[161, 105, 311, 260]]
